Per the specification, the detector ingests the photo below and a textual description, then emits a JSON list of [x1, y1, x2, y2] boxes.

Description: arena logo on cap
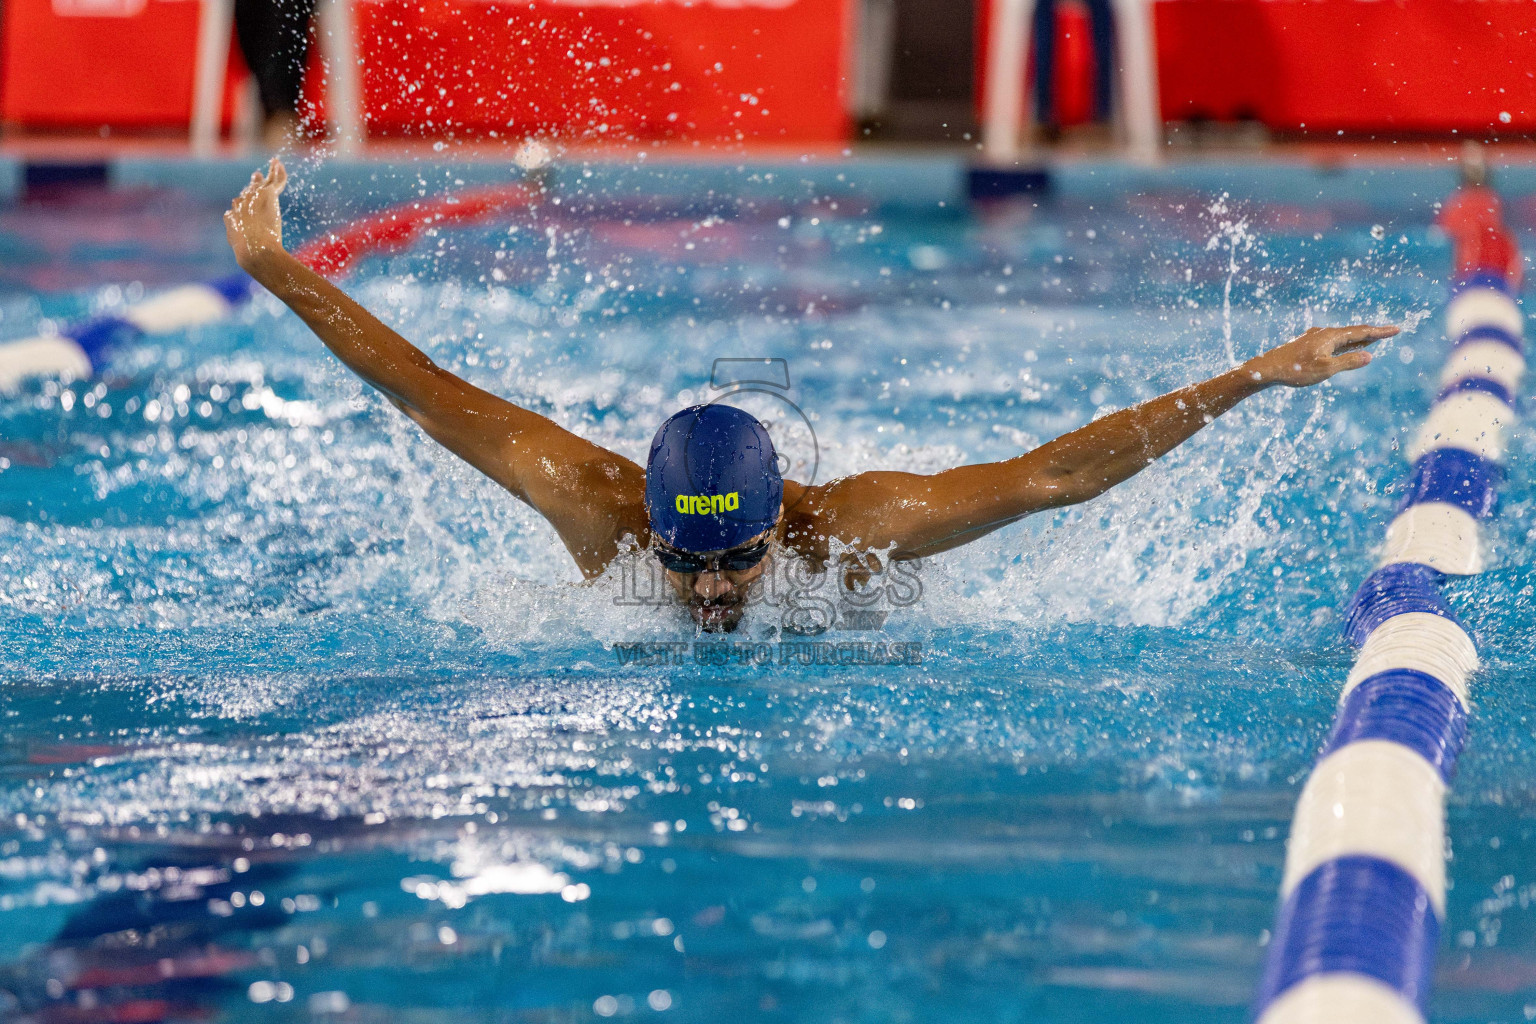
[[675, 492, 741, 515]]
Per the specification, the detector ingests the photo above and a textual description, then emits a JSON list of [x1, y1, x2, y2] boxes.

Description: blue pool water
[[2, 156, 1535, 1022]]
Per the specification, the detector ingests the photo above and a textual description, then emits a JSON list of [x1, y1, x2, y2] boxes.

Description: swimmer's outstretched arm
[[224, 158, 647, 577], [796, 325, 1396, 560]]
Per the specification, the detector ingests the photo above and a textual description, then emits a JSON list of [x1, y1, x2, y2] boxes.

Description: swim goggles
[[653, 537, 772, 574]]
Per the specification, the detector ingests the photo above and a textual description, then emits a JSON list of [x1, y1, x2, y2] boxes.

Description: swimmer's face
[[654, 531, 773, 633]]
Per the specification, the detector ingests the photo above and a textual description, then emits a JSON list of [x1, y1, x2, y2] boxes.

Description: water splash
[[1205, 194, 1260, 368]]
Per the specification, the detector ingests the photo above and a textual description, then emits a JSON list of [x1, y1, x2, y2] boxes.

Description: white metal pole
[[844, 0, 862, 120], [318, 0, 364, 155], [1114, 0, 1162, 164], [233, 76, 262, 153], [854, 0, 897, 122], [190, 0, 235, 155], [982, 0, 1034, 163]]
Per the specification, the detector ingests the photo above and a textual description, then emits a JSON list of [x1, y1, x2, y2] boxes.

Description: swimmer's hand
[[224, 157, 288, 271], [1242, 324, 1398, 388]]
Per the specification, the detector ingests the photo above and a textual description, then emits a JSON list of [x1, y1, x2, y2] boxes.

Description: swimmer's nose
[[692, 570, 733, 602]]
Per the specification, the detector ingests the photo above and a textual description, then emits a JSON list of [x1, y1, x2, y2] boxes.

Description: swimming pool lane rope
[[0, 181, 537, 392], [1252, 185, 1525, 1024]]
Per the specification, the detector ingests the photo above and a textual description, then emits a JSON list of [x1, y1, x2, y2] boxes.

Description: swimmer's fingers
[[1332, 349, 1374, 372], [245, 160, 285, 216], [1318, 325, 1396, 375], [225, 163, 286, 267], [1331, 324, 1399, 352], [1250, 324, 1390, 386], [233, 183, 259, 224], [233, 171, 263, 213], [266, 157, 288, 195], [226, 187, 250, 227]]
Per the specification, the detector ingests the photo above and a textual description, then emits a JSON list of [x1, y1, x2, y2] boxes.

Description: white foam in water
[[392, 299, 1320, 641], [0, 286, 1386, 651]]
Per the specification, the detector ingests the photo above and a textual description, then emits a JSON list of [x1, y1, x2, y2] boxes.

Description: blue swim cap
[[645, 404, 783, 552]]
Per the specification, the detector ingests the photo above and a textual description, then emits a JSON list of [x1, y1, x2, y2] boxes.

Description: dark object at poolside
[[966, 167, 1054, 200]]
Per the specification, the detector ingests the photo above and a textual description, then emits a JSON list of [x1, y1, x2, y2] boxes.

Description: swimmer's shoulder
[[778, 481, 909, 591], [778, 478, 845, 564], [779, 475, 881, 539], [559, 459, 649, 576]]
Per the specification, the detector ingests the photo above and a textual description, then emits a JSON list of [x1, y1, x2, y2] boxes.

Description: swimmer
[[226, 158, 1397, 631]]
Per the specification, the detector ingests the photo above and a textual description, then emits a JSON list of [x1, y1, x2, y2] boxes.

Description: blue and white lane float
[[0, 275, 253, 392], [0, 179, 536, 393], [1253, 208, 1524, 1024]]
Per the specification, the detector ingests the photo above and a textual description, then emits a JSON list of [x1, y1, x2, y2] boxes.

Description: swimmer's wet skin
[[225, 157, 1398, 632]]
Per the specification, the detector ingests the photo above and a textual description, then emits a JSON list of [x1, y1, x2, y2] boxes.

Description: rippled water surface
[[2, 158, 1535, 1022]]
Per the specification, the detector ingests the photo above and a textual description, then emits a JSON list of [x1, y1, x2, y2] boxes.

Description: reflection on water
[[3, 167, 1535, 1022]]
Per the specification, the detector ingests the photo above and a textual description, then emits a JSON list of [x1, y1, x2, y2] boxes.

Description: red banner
[[3, 0, 200, 128], [8, 0, 1528, 140], [1153, 0, 1536, 133], [307, 0, 852, 144], [0, 0, 248, 130], [973, 0, 1534, 135], [1, 0, 849, 142]]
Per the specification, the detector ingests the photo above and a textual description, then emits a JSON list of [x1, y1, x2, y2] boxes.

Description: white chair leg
[[982, 0, 1035, 163], [190, 0, 235, 155], [317, 0, 364, 155], [1113, 0, 1163, 164]]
